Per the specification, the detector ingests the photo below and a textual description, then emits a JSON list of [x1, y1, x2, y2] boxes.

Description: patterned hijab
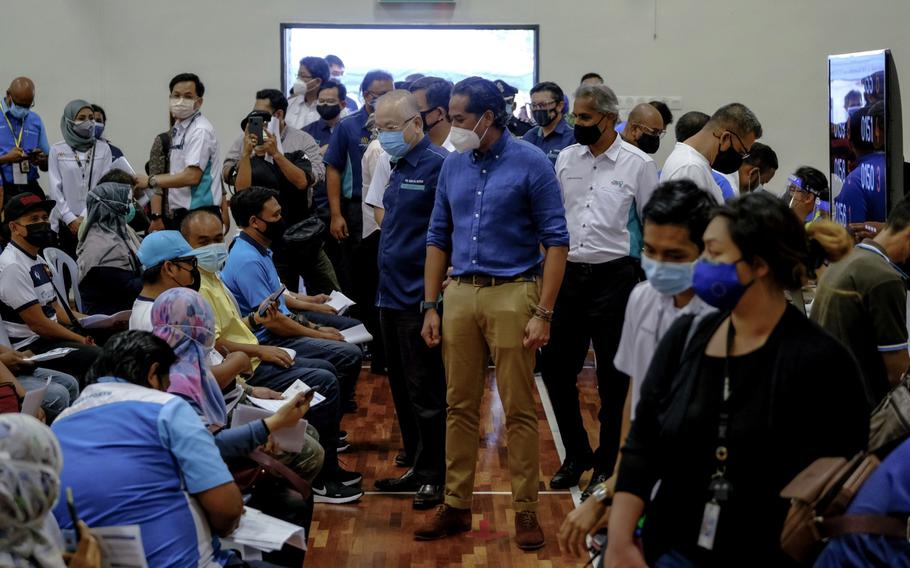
[[76, 182, 141, 282], [0, 414, 66, 568], [152, 288, 227, 426]]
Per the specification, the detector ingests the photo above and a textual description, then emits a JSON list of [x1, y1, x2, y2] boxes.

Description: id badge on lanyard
[[5, 112, 29, 184]]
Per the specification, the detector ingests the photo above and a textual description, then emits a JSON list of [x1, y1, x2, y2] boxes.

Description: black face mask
[[316, 104, 341, 121], [256, 216, 287, 244], [187, 266, 201, 292], [574, 116, 607, 146], [420, 108, 442, 133], [637, 132, 661, 154], [20, 221, 57, 249], [713, 137, 745, 174], [532, 109, 556, 128]]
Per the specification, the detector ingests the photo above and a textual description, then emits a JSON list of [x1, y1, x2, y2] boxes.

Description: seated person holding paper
[[52, 330, 250, 568], [0, 193, 100, 384], [76, 181, 142, 315], [0, 414, 102, 568], [221, 187, 363, 414], [0, 345, 79, 421]]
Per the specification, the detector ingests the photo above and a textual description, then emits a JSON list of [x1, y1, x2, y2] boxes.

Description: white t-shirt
[[614, 281, 715, 420], [129, 297, 154, 331], [0, 243, 59, 349], [660, 142, 724, 204], [47, 140, 114, 228], [360, 139, 384, 239], [168, 112, 222, 212]]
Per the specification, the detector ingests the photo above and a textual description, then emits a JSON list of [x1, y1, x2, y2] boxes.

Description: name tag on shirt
[[400, 181, 425, 191]]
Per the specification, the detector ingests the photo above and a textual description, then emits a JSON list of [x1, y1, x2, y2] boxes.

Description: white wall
[[3, 0, 910, 194]]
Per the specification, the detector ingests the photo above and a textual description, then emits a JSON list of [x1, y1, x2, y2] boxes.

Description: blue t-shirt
[[0, 100, 50, 185], [52, 378, 234, 568], [323, 108, 371, 200], [521, 119, 576, 167], [377, 137, 448, 310], [834, 152, 887, 225], [221, 232, 288, 341], [712, 170, 737, 202]]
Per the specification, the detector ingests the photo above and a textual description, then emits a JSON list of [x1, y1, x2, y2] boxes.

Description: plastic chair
[[42, 247, 83, 312]]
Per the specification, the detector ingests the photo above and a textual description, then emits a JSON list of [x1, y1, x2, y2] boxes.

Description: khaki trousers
[[441, 279, 540, 512]]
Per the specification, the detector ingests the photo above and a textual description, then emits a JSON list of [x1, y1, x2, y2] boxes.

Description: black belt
[[453, 273, 537, 287]]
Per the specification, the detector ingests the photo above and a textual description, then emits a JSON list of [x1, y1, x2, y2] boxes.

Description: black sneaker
[[337, 439, 351, 452], [313, 480, 363, 504], [339, 430, 348, 442], [581, 470, 610, 502], [335, 468, 363, 487]]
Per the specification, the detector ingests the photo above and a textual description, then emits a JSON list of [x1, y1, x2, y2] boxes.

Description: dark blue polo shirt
[[521, 118, 576, 166], [324, 108, 371, 200], [377, 136, 448, 310], [0, 100, 50, 185], [427, 133, 569, 278]]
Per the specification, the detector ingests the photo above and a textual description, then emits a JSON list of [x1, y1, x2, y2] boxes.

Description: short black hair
[[361, 70, 394, 94], [141, 264, 164, 285], [580, 72, 603, 84], [91, 104, 107, 122], [743, 142, 779, 173], [318, 79, 347, 101], [530, 81, 565, 104], [452, 76, 508, 128], [642, 180, 716, 252], [230, 186, 278, 228], [299, 56, 330, 84], [792, 166, 829, 201], [394, 81, 413, 91], [715, 192, 810, 290], [409, 77, 453, 112], [675, 111, 710, 142], [886, 195, 910, 233], [324, 54, 344, 68], [180, 206, 222, 238], [256, 89, 288, 114], [169, 73, 205, 97], [87, 330, 176, 387], [649, 100, 673, 126], [98, 169, 134, 186], [709, 102, 762, 139]]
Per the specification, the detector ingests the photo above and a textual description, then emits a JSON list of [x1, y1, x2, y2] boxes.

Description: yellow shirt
[[198, 270, 261, 370]]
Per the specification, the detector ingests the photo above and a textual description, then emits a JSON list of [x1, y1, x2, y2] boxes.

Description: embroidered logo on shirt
[[611, 179, 625, 188]]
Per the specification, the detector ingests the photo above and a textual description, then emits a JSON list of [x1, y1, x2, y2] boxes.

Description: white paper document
[[20, 377, 49, 417], [26, 347, 75, 363], [232, 403, 309, 453], [230, 507, 306, 552], [79, 310, 132, 330], [92, 525, 148, 568], [247, 379, 325, 414], [341, 323, 373, 345], [325, 290, 356, 315], [279, 347, 296, 360]]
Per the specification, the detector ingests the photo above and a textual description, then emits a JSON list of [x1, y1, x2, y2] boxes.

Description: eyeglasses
[[529, 100, 559, 111], [365, 90, 389, 99], [375, 114, 418, 133], [726, 130, 750, 159], [171, 256, 198, 270], [632, 123, 666, 138]]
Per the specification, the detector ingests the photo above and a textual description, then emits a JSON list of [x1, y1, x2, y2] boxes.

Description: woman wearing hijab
[[0, 413, 100, 568], [47, 100, 114, 258], [76, 182, 142, 315]]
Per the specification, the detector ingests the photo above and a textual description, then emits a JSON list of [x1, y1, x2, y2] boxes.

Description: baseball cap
[[3, 192, 55, 224], [137, 230, 202, 271], [494, 79, 518, 98]]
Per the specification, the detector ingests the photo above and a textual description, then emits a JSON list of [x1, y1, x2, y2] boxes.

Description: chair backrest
[[0, 314, 10, 348], [41, 247, 83, 312]]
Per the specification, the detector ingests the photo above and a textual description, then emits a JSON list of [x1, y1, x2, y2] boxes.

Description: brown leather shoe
[[414, 504, 472, 540], [514, 511, 545, 550]]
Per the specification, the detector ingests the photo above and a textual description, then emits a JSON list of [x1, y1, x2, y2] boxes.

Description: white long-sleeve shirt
[[47, 140, 113, 229]]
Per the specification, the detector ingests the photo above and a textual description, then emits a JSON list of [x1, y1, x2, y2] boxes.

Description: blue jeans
[[654, 551, 700, 568], [261, 333, 362, 407], [302, 310, 360, 331], [19, 368, 79, 422]]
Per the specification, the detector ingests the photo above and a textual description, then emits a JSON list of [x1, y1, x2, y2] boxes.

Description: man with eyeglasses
[[0, 77, 50, 203], [286, 56, 332, 131], [147, 73, 222, 232], [522, 81, 575, 166], [620, 102, 666, 155], [540, 84, 659, 499], [661, 102, 762, 204]]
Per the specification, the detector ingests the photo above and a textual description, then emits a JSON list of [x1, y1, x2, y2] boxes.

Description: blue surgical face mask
[[692, 257, 752, 311], [378, 130, 410, 160], [195, 242, 229, 273], [125, 203, 136, 223], [642, 255, 695, 296], [6, 100, 29, 120], [93, 122, 105, 139]]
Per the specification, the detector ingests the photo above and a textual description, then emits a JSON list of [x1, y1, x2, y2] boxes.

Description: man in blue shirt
[[522, 81, 575, 166], [835, 103, 888, 225], [0, 77, 50, 203], [52, 330, 244, 568], [415, 77, 569, 551], [366, 91, 448, 509]]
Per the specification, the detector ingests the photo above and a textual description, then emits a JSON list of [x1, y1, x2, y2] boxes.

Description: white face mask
[[449, 118, 489, 153], [170, 98, 196, 120], [292, 80, 308, 96]]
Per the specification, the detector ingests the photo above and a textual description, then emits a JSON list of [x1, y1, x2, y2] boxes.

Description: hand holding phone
[[247, 116, 264, 146], [258, 285, 287, 317]]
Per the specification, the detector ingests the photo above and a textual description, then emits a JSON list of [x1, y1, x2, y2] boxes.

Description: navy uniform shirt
[[522, 118, 576, 166], [427, 133, 569, 278], [324, 108, 371, 200], [377, 136, 448, 310]]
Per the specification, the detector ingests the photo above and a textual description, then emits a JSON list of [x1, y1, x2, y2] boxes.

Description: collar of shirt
[[857, 238, 909, 279], [237, 231, 270, 257], [97, 376, 130, 384], [10, 241, 37, 261], [397, 136, 432, 169], [539, 118, 571, 140], [471, 130, 509, 164], [582, 131, 623, 162]]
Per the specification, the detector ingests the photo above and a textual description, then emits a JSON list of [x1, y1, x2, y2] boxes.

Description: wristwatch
[[148, 174, 158, 189], [149, 212, 163, 221], [420, 300, 439, 312]]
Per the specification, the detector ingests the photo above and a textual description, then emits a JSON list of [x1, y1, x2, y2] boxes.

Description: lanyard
[[707, 320, 736, 504], [3, 110, 25, 148], [856, 242, 910, 280], [172, 112, 200, 150], [72, 142, 96, 190]]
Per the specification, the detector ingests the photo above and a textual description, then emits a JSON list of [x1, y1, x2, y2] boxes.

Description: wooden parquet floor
[[305, 363, 602, 567]]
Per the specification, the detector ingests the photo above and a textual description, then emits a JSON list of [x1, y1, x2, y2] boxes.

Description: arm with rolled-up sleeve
[[528, 161, 569, 249], [426, 158, 453, 252], [635, 160, 660, 218], [46, 147, 77, 225]]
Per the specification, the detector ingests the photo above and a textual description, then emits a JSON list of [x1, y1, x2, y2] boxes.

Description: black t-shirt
[[249, 150, 314, 224]]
